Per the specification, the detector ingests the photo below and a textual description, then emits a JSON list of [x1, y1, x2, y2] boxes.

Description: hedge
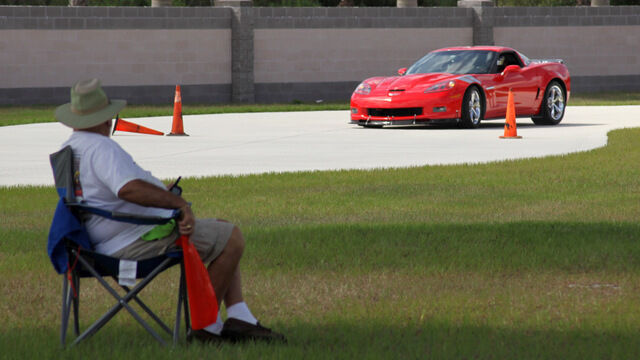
[[0, 0, 636, 7]]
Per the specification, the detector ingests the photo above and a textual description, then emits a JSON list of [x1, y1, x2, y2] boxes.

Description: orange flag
[[177, 235, 218, 329]]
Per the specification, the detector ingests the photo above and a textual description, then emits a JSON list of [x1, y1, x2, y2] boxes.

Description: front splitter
[[350, 118, 459, 127]]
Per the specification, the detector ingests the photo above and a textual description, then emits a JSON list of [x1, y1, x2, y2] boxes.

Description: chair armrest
[[68, 203, 180, 225], [111, 211, 178, 224]]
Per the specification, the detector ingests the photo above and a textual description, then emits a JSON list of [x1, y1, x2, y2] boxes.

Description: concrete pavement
[[1, 106, 639, 187]]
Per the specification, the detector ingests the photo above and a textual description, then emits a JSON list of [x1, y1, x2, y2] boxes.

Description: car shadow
[[477, 122, 604, 129], [359, 121, 604, 131]]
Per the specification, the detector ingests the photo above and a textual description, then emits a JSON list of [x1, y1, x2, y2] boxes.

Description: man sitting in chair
[[54, 78, 285, 344]]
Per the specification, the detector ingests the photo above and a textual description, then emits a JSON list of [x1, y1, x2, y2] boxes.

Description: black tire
[[532, 80, 566, 125], [459, 86, 483, 129]]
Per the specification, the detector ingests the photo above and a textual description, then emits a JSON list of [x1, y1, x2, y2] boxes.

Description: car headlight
[[355, 82, 372, 95], [424, 81, 456, 93]]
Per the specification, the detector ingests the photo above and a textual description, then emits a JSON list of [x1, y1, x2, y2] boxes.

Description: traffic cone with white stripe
[[500, 89, 522, 139], [167, 85, 188, 136]]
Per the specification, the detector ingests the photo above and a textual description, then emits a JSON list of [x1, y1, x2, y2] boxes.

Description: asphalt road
[[1, 106, 639, 187]]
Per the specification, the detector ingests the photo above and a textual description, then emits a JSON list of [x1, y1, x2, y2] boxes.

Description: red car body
[[350, 46, 571, 128]]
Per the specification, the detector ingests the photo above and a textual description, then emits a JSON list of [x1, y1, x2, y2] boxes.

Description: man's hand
[[118, 179, 194, 234], [178, 205, 195, 235]]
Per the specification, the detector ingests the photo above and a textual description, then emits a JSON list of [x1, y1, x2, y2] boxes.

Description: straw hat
[[55, 79, 126, 129]]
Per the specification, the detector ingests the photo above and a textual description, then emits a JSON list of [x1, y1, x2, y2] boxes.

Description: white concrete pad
[[1, 106, 639, 187]]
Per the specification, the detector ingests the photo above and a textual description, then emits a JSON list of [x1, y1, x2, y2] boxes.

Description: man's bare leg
[[195, 226, 285, 343], [224, 268, 244, 307], [207, 226, 244, 307]]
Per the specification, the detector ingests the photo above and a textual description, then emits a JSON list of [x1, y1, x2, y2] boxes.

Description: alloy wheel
[[547, 85, 565, 121]]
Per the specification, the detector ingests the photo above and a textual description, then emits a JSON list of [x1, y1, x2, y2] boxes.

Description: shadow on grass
[[2, 320, 638, 360], [3, 223, 640, 359], [247, 221, 640, 274], [284, 321, 640, 360]]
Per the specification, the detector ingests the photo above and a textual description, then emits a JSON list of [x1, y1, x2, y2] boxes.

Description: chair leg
[[181, 261, 191, 335], [122, 285, 172, 335], [65, 248, 187, 346], [72, 280, 168, 346], [61, 275, 71, 347], [72, 272, 80, 336], [174, 263, 189, 344], [71, 253, 171, 346], [173, 273, 183, 344]]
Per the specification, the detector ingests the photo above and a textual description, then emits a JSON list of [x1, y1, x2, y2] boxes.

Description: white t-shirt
[[61, 131, 174, 255]]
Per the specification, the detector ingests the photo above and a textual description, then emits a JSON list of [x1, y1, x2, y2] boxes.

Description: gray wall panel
[[256, 81, 359, 104], [0, 84, 231, 106], [572, 75, 640, 93], [1, 5, 639, 105]]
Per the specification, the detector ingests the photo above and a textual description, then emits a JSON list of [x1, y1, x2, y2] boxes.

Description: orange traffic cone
[[499, 89, 522, 139], [112, 116, 164, 136], [167, 85, 188, 136]]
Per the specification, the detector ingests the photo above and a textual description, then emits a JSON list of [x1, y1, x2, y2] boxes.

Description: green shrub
[[0, 0, 457, 5], [0, 0, 67, 4], [496, 0, 640, 5], [496, 0, 577, 5], [89, 0, 149, 5], [171, 0, 213, 5], [611, 0, 639, 4], [420, 0, 457, 5], [254, 0, 322, 6], [0, 0, 150, 4]]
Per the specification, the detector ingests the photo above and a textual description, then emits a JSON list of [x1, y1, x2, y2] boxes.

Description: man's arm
[[117, 179, 195, 235]]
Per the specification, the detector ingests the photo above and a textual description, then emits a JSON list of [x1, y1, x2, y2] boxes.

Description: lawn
[[1, 98, 639, 359], [0, 102, 348, 127], [1, 91, 640, 127]]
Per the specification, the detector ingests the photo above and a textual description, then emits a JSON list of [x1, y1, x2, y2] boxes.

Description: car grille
[[367, 108, 423, 117]]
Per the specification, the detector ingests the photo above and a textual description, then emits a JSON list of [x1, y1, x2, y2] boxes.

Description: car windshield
[[517, 51, 531, 66], [406, 50, 497, 75]]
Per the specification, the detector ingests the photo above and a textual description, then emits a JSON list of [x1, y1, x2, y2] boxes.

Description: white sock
[[203, 311, 224, 335], [226, 302, 258, 325]]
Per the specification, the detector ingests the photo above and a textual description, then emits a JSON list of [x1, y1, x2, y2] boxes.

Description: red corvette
[[350, 46, 570, 128]]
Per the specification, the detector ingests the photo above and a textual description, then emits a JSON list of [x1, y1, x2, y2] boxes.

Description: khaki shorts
[[111, 218, 235, 264]]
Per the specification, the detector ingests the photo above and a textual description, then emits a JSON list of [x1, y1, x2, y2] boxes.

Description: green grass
[[569, 91, 640, 106], [1, 123, 640, 358], [1, 91, 639, 127], [0, 103, 349, 127]]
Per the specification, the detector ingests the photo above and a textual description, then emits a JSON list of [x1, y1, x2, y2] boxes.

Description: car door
[[487, 52, 538, 117]]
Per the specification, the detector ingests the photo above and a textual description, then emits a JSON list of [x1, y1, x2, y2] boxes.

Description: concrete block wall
[[490, 6, 640, 93], [253, 7, 473, 102], [0, 5, 639, 105], [0, 6, 232, 105]]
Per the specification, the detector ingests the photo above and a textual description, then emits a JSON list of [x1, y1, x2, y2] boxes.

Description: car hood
[[368, 73, 456, 93]]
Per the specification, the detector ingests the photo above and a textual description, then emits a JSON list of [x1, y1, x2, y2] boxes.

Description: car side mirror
[[398, 68, 407, 76], [501, 65, 520, 76]]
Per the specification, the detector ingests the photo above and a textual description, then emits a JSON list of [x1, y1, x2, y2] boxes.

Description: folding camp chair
[[49, 146, 191, 347]]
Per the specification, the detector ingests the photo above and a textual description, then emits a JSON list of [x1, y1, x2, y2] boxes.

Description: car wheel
[[459, 86, 482, 129], [532, 81, 566, 125]]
